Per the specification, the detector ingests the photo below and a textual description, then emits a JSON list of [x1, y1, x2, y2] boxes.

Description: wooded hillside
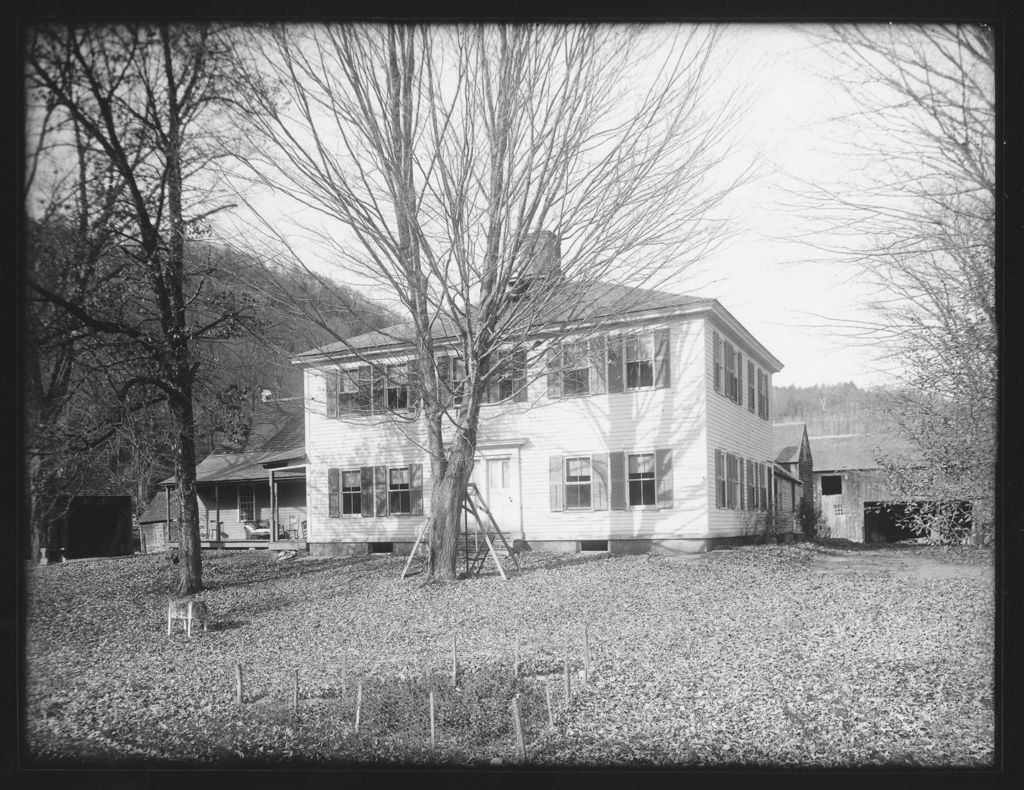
[[772, 382, 901, 436]]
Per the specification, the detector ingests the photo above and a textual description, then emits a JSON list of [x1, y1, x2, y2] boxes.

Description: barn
[[809, 433, 971, 543]]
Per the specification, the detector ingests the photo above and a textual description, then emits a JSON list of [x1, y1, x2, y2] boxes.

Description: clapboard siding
[[304, 319, 712, 544], [703, 319, 775, 537]]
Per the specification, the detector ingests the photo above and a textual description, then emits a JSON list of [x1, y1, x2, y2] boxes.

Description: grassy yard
[[23, 542, 994, 767]]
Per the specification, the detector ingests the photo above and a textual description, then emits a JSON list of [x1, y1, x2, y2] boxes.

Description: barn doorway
[[863, 500, 973, 543]]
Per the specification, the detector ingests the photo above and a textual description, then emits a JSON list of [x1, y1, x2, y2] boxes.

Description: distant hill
[[772, 382, 902, 436]]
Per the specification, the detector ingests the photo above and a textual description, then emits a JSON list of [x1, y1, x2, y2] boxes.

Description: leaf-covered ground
[[23, 542, 994, 767]]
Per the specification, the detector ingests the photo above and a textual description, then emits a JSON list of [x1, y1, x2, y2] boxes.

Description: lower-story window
[[342, 470, 361, 515], [388, 467, 411, 514], [565, 456, 592, 509], [627, 453, 656, 506]]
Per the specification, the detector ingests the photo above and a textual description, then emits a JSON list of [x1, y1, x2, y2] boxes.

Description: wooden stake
[[451, 634, 458, 687], [355, 682, 363, 733], [429, 691, 436, 749], [292, 668, 299, 713], [234, 663, 243, 705], [545, 680, 554, 728], [512, 694, 526, 761], [583, 624, 590, 684], [514, 633, 520, 677]]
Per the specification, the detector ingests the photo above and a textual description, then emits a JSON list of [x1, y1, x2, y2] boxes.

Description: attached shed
[[773, 422, 814, 532]]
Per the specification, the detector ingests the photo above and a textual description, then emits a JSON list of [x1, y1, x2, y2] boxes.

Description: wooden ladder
[[401, 484, 520, 580]]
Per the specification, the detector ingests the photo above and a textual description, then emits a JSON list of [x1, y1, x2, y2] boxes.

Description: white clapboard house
[[293, 258, 784, 557]]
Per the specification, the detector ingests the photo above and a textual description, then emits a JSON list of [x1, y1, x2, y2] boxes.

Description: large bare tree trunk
[[169, 389, 203, 594]]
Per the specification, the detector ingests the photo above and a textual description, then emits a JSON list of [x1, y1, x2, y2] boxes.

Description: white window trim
[[564, 455, 594, 511], [340, 469, 362, 517], [626, 450, 658, 508]]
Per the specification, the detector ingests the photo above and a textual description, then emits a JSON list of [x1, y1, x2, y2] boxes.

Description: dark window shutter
[[549, 455, 564, 511], [712, 331, 721, 392], [747, 361, 756, 413], [408, 359, 423, 407], [409, 463, 424, 516], [609, 451, 627, 510], [328, 468, 340, 517], [589, 338, 607, 395], [326, 370, 338, 419], [357, 365, 373, 414], [371, 366, 386, 413], [765, 375, 770, 419], [607, 336, 623, 393], [513, 350, 528, 402], [655, 449, 673, 508], [436, 355, 451, 405], [654, 328, 671, 389], [737, 352, 743, 405], [591, 453, 608, 510], [373, 465, 387, 516], [360, 467, 374, 518], [714, 449, 724, 508], [546, 347, 563, 400]]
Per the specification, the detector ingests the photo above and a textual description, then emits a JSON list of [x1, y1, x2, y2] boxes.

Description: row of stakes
[[231, 626, 595, 760]]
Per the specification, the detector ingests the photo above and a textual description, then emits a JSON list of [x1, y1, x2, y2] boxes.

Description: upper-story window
[[560, 342, 591, 398], [624, 335, 654, 389], [484, 350, 528, 404], [549, 328, 670, 400], [385, 364, 410, 410]]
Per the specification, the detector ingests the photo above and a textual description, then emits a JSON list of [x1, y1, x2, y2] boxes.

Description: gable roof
[[773, 422, 808, 465], [294, 280, 783, 371], [138, 489, 178, 524], [158, 398, 306, 487], [810, 433, 920, 473]]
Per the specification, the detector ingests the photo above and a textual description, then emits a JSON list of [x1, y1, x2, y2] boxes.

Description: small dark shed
[[48, 496, 133, 560]]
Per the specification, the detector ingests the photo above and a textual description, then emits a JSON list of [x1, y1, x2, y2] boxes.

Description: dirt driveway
[[803, 546, 993, 581]]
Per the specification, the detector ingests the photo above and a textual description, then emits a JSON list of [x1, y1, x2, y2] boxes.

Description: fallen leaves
[[23, 543, 994, 766]]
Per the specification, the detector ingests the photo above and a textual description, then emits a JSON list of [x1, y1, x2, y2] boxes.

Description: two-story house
[[293, 275, 784, 557]]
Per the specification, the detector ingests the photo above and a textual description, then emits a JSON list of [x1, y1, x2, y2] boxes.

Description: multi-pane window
[[388, 467, 411, 514], [726, 453, 740, 509], [724, 341, 737, 402], [561, 342, 591, 397], [627, 453, 656, 506], [338, 369, 363, 413], [386, 364, 410, 410], [487, 351, 526, 403], [564, 456, 592, 509], [624, 335, 654, 390], [238, 485, 255, 522], [342, 470, 361, 515]]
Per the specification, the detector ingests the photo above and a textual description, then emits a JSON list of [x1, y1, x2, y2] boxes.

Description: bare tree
[[26, 23, 253, 591], [794, 24, 995, 541], [234, 23, 748, 581]]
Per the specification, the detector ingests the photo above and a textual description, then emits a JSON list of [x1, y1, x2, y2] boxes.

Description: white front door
[[472, 455, 519, 539]]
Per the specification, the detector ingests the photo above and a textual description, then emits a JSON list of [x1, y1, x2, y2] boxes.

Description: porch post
[[165, 485, 171, 546], [215, 484, 220, 540], [270, 469, 277, 541]]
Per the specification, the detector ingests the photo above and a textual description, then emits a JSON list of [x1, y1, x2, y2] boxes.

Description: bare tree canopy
[[796, 24, 995, 540], [233, 23, 749, 580], [25, 23, 252, 589]]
